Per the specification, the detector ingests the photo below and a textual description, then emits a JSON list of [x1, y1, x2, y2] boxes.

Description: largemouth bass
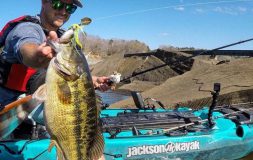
[[36, 19, 104, 160]]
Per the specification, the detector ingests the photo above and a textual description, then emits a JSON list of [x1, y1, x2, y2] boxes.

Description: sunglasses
[[50, 0, 77, 14]]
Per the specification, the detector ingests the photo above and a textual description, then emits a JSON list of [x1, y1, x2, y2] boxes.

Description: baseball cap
[[73, 0, 83, 8]]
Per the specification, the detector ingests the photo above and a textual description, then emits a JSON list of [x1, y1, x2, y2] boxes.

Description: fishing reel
[[108, 72, 121, 89]]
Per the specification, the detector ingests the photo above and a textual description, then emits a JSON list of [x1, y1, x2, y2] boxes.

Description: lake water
[[97, 90, 131, 105]]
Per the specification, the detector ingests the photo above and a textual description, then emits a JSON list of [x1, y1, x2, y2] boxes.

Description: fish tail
[[89, 127, 104, 160], [48, 140, 66, 160]]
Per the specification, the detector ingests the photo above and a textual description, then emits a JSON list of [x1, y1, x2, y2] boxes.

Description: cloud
[[213, 6, 248, 15], [213, 6, 237, 15], [174, 6, 185, 11], [195, 8, 204, 13], [238, 7, 247, 12], [159, 32, 169, 37]]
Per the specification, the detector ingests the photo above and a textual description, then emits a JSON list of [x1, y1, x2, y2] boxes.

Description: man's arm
[[20, 31, 58, 69]]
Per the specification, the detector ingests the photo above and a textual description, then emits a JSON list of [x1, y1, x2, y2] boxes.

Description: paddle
[[0, 94, 41, 140], [0, 95, 32, 115]]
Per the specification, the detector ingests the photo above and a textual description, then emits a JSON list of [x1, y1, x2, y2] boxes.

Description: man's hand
[[36, 31, 59, 67], [21, 31, 59, 69], [92, 76, 111, 92], [38, 31, 58, 58]]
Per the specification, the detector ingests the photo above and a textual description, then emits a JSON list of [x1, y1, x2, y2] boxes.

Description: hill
[[110, 58, 253, 109]]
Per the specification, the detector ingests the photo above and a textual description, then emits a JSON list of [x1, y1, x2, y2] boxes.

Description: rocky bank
[[91, 49, 253, 109]]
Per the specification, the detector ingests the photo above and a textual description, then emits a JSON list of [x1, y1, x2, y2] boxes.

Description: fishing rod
[[120, 37, 253, 82]]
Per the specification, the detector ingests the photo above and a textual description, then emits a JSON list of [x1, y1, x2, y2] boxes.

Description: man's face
[[42, 0, 74, 29]]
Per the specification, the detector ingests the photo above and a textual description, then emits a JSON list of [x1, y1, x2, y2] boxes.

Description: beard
[[42, 7, 70, 30]]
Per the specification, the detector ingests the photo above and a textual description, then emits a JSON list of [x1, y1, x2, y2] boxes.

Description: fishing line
[[94, 0, 253, 21]]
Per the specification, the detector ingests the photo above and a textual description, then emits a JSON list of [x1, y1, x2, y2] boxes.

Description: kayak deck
[[102, 106, 253, 160], [0, 105, 253, 160]]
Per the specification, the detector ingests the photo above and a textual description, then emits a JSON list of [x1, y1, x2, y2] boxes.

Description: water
[[97, 90, 130, 105]]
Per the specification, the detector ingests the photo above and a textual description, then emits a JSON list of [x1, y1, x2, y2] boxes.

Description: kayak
[[101, 106, 253, 160], [1, 85, 253, 160], [0, 104, 253, 160]]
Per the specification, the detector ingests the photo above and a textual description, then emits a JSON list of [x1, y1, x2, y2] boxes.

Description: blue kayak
[[0, 104, 253, 160]]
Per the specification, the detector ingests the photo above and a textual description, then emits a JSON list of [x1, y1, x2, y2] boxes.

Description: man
[[0, 0, 110, 109]]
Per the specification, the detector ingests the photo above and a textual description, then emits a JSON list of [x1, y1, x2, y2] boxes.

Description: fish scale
[[44, 43, 104, 160]]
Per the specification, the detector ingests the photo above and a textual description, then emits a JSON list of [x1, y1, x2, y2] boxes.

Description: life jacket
[[0, 15, 64, 92]]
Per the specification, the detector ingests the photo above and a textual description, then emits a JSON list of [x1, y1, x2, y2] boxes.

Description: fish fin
[[48, 140, 56, 152], [32, 84, 46, 102], [89, 127, 104, 160], [57, 81, 72, 104], [48, 140, 65, 160]]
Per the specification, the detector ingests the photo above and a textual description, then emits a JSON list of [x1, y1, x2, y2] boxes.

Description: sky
[[1, 0, 253, 50]]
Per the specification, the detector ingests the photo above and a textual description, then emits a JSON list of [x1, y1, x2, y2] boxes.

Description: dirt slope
[[91, 54, 179, 83], [111, 58, 253, 109]]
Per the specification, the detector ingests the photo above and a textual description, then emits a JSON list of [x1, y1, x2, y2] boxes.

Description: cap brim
[[74, 0, 83, 8]]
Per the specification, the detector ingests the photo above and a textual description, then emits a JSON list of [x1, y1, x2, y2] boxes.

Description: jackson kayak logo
[[126, 141, 200, 158]]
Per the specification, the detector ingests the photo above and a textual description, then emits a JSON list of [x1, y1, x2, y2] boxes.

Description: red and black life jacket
[[0, 15, 64, 92]]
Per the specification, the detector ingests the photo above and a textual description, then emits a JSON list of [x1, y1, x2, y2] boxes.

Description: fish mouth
[[52, 58, 80, 81]]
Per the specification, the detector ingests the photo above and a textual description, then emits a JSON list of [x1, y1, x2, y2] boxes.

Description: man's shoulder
[[13, 22, 43, 34], [7, 21, 46, 42]]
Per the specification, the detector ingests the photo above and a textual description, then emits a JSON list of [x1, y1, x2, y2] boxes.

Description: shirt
[[0, 16, 46, 107]]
